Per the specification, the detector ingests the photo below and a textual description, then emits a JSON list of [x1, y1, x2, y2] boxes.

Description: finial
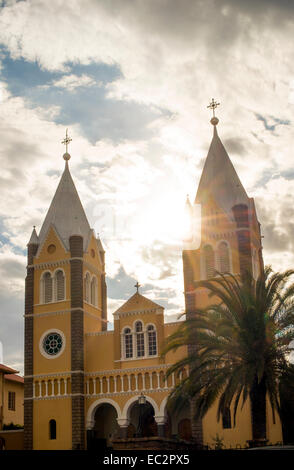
[[62, 128, 72, 161], [207, 98, 220, 126], [134, 281, 140, 293]]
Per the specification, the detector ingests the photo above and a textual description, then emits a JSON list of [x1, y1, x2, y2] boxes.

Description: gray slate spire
[[195, 124, 249, 215], [28, 226, 39, 245], [38, 161, 91, 252]]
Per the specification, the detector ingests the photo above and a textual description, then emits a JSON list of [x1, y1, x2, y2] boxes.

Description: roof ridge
[[114, 292, 164, 314]]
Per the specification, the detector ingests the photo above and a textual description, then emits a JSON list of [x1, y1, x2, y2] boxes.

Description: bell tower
[[182, 101, 264, 443], [24, 132, 107, 450]]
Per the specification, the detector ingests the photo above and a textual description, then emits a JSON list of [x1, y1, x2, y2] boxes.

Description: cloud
[[47, 73, 100, 91], [0, 0, 294, 368]]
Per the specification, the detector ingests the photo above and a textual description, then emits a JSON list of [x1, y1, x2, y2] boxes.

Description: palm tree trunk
[[249, 375, 267, 446]]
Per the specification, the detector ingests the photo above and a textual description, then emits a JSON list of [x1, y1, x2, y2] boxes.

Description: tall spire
[[195, 100, 248, 215], [28, 226, 39, 245], [37, 134, 91, 252]]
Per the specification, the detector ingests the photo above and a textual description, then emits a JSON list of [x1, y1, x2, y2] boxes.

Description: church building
[[24, 108, 283, 450]]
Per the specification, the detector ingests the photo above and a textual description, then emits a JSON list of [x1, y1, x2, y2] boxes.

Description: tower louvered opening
[[218, 241, 230, 273], [203, 245, 215, 279], [55, 270, 65, 301]]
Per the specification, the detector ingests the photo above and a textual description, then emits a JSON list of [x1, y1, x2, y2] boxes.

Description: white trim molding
[[86, 398, 122, 426]]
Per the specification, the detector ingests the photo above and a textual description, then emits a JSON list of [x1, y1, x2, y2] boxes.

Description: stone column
[[117, 418, 130, 439], [154, 415, 166, 438], [86, 419, 95, 451]]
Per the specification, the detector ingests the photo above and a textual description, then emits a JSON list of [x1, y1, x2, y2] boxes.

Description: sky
[[1, 0, 294, 374]]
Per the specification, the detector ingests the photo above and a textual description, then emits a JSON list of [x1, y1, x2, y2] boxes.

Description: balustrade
[[33, 377, 71, 398], [85, 367, 188, 396], [32, 367, 188, 399]]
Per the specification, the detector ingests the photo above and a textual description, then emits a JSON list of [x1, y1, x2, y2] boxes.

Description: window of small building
[[8, 391, 15, 411]]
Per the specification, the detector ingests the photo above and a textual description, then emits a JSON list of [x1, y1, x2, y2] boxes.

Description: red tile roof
[[0, 363, 18, 375], [4, 374, 24, 384]]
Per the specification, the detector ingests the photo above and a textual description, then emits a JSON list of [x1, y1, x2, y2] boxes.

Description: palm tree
[[163, 267, 294, 446]]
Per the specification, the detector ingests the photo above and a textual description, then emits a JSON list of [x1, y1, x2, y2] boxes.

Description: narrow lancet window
[[218, 241, 230, 273], [91, 276, 97, 306], [43, 272, 53, 303], [84, 273, 90, 303], [147, 325, 157, 356], [203, 245, 215, 279], [135, 321, 145, 357], [124, 328, 133, 359], [55, 270, 65, 301]]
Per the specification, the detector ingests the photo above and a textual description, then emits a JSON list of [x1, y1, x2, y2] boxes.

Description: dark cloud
[[223, 138, 247, 157], [107, 265, 155, 301], [0, 258, 25, 280], [99, 0, 294, 55], [256, 197, 294, 253], [141, 241, 180, 279]]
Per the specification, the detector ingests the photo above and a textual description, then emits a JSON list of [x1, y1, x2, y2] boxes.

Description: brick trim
[[24, 243, 38, 450], [69, 236, 85, 449]]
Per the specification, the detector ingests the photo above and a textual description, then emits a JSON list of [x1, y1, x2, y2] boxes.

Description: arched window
[[90, 276, 97, 306], [222, 407, 232, 429], [43, 272, 53, 303], [55, 270, 65, 301], [135, 321, 145, 357], [203, 245, 215, 279], [124, 328, 133, 359], [147, 325, 157, 356], [49, 419, 56, 439], [84, 273, 90, 303], [217, 241, 230, 274]]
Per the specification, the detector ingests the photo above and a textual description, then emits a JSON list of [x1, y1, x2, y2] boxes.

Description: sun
[[131, 189, 201, 247]]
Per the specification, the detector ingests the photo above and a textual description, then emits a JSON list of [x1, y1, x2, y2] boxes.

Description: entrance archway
[[159, 396, 192, 440], [128, 401, 157, 437], [87, 402, 120, 449]]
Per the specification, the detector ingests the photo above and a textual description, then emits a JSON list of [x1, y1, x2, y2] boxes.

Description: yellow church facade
[[24, 116, 283, 450]]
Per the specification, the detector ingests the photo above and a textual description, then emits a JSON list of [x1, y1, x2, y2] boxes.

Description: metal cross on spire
[[207, 98, 220, 117], [61, 128, 72, 153], [134, 281, 141, 293]]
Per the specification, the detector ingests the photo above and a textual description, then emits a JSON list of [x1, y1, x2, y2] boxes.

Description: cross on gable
[[134, 281, 141, 293]]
